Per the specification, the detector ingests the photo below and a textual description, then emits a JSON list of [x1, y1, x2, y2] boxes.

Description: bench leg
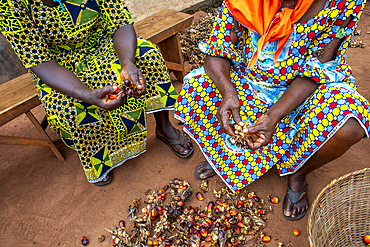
[[25, 111, 66, 164], [157, 33, 185, 82]]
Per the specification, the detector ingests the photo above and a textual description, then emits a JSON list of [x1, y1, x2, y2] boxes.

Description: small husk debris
[[105, 178, 278, 246]]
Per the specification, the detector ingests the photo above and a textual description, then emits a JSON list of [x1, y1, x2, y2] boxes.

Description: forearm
[[30, 60, 94, 103], [267, 76, 318, 123], [204, 55, 234, 97], [113, 24, 137, 66]]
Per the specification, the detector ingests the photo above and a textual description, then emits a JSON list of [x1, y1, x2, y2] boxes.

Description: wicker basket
[[308, 167, 370, 247]]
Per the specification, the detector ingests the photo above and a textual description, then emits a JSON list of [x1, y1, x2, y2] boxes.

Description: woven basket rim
[[307, 167, 370, 247]]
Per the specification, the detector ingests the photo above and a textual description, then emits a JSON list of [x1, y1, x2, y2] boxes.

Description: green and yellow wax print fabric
[[0, 0, 178, 183]]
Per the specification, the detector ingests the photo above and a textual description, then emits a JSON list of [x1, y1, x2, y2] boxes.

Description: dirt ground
[[0, 5, 370, 247]]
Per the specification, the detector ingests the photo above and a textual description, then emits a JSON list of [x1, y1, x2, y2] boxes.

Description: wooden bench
[[0, 9, 194, 163]]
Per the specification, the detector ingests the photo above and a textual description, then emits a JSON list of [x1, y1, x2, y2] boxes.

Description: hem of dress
[[279, 114, 369, 176], [146, 107, 174, 114], [174, 114, 236, 192], [88, 150, 146, 183]]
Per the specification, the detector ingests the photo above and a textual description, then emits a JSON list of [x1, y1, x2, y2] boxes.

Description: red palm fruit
[[196, 192, 204, 201], [202, 218, 212, 228], [199, 211, 207, 217], [214, 206, 221, 214], [237, 214, 243, 222], [236, 201, 244, 209], [258, 209, 264, 215], [270, 196, 279, 204], [188, 206, 195, 214], [113, 238, 120, 244], [183, 207, 189, 214], [225, 239, 232, 247], [207, 201, 215, 212], [147, 239, 153, 245], [364, 235, 370, 244], [214, 221, 221, 228], [108, 94, 118, 100], [153, 239, 159, 246], [216, 200, 222, 205], [247, 192, 254, 198], [235, 227, 241, 235], [254, 195, 260, 202], [145, 231, 150, 237], [200, 228, 208, 237], [119, 220, 125, 229], [237, 222, 244, 228], [293, 230, 300, 236], [81, 236, 88, 245], [262, 236, 271, 243], [156, 205, 163, 213], [123, 79, 131, 87], [230, 209, 237, 216], [225, 221, 231, 229], [195, 215, 200, 221], [178, 201, 184, 207], [151, 208, 158, 219]]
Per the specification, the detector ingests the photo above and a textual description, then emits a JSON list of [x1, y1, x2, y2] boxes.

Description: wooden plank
[[135, 9, 194, 44], [165, 61, 184, 72], [0, 73, 40, 126], [158, 33, 185, 81], [0, 135, 54, 146]]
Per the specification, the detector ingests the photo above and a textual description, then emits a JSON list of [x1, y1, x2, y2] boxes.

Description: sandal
[[283, 185, 308, 221], [156, 132, 194, 159], [194, 161, 216, 180], [94, 173, 112, 186]]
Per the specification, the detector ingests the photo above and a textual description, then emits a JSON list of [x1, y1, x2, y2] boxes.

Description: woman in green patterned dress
[[0, 0, 193, 185]]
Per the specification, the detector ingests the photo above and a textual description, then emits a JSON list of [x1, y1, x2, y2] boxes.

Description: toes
[[183, 136, 193, 150], [284, 196, 293, 217], [199, 168, 216, 179], [198, 161, 208, 173]]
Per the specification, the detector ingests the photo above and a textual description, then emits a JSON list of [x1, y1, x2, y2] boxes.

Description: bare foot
[[284, 174, 309, 219], [197, 160, 216, 179]]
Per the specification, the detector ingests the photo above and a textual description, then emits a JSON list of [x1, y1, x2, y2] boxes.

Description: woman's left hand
[[120, 60, 146, 99], [243, 113, 278, 151]]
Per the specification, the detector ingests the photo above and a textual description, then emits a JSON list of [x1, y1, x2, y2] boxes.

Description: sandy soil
[[0, 5, 369, 247]]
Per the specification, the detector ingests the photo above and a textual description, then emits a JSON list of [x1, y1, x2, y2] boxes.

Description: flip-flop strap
[[287, 185, 308, 204], [161, 133, 185, 145]]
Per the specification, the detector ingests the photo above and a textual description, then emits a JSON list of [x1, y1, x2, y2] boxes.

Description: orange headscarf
[[225, 0, 314, 68]]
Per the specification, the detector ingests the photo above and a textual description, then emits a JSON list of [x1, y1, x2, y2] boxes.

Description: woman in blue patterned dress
[[0, 0, 193, 185], [175, 0, 369, 220]]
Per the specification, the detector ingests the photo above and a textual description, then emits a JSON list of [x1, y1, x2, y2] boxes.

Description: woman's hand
[[120, 60, 146, 99], [243, 113, 278, 151], [216, 89, 242, 136], [89, 84, 127, 111]]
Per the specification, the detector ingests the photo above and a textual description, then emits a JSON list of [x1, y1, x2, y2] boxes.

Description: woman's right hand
[[216, 89, 242, 136], [89, 84, 127, 111]]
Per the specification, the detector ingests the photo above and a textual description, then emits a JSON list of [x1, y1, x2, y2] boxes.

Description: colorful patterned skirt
[[33, 37, 178, 183], [174, 66, 370, 192]]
